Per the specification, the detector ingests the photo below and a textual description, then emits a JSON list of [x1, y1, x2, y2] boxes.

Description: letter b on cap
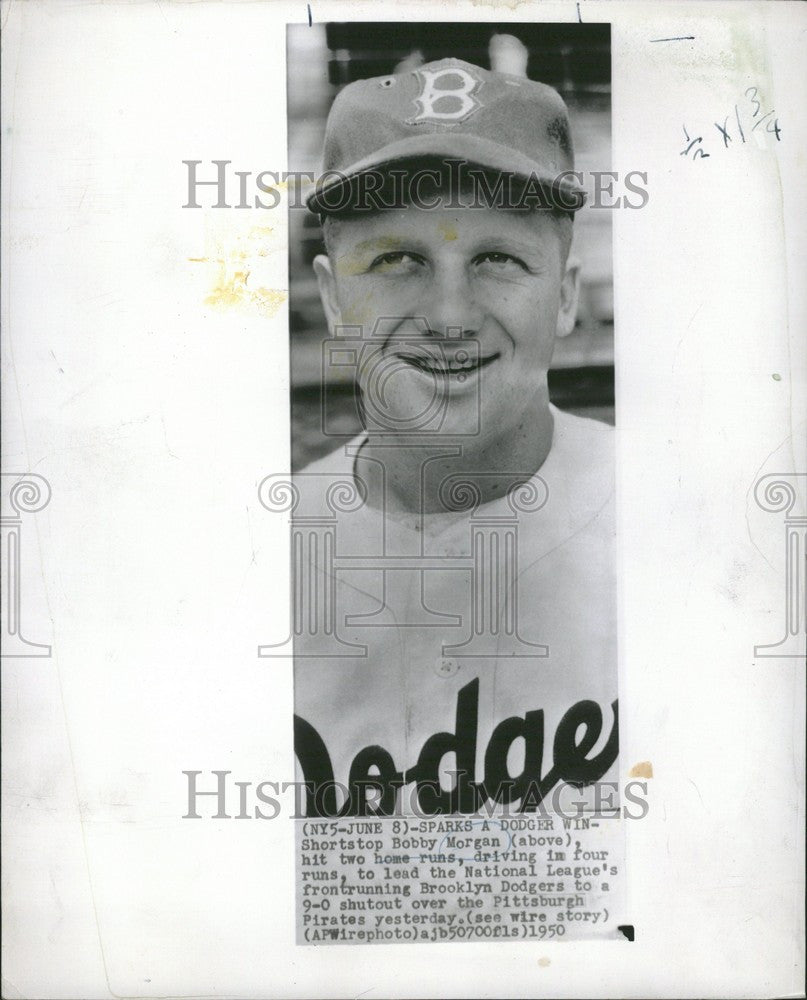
[[408, 67, 481, 125]]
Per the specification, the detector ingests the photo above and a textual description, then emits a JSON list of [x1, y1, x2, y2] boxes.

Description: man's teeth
[[401, 355, 482, 374]]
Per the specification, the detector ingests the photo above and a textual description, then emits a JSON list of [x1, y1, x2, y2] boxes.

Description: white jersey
[[290, 405, 617, 816]]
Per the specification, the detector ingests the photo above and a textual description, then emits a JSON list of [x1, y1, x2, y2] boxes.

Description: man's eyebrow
[[468, 233, 551, 258], [346, 234, 405, 254], [339, 228, 553, 259]]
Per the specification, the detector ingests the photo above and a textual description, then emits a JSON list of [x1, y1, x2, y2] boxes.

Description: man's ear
[[556, 255, 581, 339], [313, 254, 341, 332]]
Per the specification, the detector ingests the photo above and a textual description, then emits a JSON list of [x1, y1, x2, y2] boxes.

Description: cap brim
[[306, 132, 586, 215]]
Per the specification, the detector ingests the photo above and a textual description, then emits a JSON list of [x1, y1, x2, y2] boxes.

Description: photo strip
[[271, 22, 627, 945]]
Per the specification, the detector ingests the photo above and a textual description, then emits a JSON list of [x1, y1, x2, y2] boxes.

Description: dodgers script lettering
[[295, 679, 619, 816]]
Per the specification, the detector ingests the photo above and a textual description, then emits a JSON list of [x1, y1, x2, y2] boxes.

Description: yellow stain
[[354, 235, 403, 253], [341, 289, 376, 326], [336, 236, 404, 277], [336, 254, 368, 278], [204, 268, 286, 318], [628, 761, 653, 779], [253, 287, 288, 317], [192, 222, 284, 316], [205, 269, 250, 308]]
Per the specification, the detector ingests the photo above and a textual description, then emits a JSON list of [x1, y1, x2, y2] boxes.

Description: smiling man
[[313, 176, 579, 515], [289, 57, 618, 818]]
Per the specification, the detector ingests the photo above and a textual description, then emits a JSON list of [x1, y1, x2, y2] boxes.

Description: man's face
[[314, 195, 579, 446]]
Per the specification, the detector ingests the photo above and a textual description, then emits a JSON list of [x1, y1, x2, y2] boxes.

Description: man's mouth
[[394, 350, 499, 378]]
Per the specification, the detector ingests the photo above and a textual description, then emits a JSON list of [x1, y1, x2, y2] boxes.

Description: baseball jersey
[[291, 404, 617, 816]]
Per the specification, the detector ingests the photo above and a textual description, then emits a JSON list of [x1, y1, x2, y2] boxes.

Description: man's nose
[[419, 264, 483, 338]]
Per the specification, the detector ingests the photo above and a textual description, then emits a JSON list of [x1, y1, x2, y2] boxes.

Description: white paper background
[[1, 1, 804, 997]]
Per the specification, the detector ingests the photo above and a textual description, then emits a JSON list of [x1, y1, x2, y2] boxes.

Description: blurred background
[[287, 22, 614, 469]]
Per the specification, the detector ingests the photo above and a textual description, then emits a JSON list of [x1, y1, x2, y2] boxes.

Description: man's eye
[[369, 251, 423, 273], [474, 252, 527, 271]]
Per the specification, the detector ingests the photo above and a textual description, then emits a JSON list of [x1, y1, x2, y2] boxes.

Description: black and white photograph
[[278, 23, 624, 945]]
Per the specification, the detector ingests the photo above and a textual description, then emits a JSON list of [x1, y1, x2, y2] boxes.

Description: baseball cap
[[306, 57, 586, 215]]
